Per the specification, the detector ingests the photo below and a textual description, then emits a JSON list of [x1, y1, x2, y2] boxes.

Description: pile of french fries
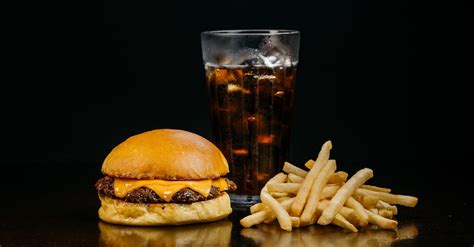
[[240, 141, 418, 232]]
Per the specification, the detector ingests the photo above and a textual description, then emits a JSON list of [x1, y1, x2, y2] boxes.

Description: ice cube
[[227, 84, 244, 93]]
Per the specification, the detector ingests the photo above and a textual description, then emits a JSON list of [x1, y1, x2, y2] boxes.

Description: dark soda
[[206, 65, 297, 195]]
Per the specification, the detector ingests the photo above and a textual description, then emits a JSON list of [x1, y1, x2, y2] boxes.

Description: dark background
[[4, 0, 473, 188], [0, 0, 474, 246], [2, 0, 474, 244]]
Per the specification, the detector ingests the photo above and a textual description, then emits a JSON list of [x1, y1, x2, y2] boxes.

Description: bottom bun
[[98, 193, 232, 226]]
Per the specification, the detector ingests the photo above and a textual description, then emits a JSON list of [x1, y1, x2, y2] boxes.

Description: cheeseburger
[[95, 129, 236, 225]]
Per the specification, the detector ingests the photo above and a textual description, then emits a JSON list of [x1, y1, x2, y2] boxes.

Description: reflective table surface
[[1, 163, 473, 246]]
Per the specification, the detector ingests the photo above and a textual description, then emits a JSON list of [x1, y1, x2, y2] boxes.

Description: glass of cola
[[201, 30, 300, 207]]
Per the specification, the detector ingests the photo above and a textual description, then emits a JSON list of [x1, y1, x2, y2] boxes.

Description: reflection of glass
[[241, 223, 418, 247], [98, 220, 232, 246], [201, 30, 300, 207]]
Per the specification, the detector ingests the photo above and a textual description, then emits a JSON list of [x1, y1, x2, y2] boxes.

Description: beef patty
[[95, 176, 236, 204]]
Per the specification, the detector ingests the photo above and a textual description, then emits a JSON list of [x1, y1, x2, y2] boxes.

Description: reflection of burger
[[98, 220, 232, 246], [95, 129, 236, 226]]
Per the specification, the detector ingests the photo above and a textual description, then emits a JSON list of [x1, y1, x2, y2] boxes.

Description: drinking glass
[[201, 30, 300, 207]]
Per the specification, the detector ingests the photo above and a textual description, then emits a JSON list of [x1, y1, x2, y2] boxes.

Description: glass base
[[230, 194, 260, 210]]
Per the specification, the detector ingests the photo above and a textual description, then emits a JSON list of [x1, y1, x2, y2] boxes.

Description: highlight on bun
[[101, 129, 229, 180]]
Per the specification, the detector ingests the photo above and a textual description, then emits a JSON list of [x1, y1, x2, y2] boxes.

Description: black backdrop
[[4, 0, 473, 201]]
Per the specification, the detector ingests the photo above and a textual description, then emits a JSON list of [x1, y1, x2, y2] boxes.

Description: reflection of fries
[[240, 140, 418, 233], [397, 223, 418, 240], [291, 141, 332, 216], [354, 188, 418, 207], [318, 168, 373, 225], [241, 222, 418, 246]]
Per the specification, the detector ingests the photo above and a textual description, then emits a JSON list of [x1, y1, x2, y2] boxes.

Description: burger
[[95, 129, 237, 226]]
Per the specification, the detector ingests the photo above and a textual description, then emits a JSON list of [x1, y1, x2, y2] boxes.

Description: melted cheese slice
[[114, 178, 229, 202]]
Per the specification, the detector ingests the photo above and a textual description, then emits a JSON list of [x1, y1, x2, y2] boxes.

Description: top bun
[[102, 129, 229, 180]]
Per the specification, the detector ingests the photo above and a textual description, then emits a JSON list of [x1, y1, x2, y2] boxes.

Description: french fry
[[318, 168, 373, 225], [352, 194, 364, 202], [300, 199, 358, 232], [291, 141, 332, 216], [287, 172, 346, 185], [365, 208, 398, 230], [283, 162, 308, 178], [319, 200, 358, 225], [360, 184, 391, 193], [263, 172, 288, 191], [268, 183, 301, 193], [250, 203, 266, 214], [271, 192, 291, 198], [247, 172, 290, 229], [378, 209, 393, 219], [321, 184, 341, 199], [345, 197, 369, 227], [376, 200, 398, 215], [277, 197, 291, 202], [263, 198, 295, 224], [304, 159, 315, 169], [240, 210, 271, 227], [327, 171, 348, 184], [309, 140, 333, 169], [240, 140, 419, 233], [288, 173, 305, 183], [354, 188, 418, 207], [250, 197, 290, 214], [291, 217, 301, 227], [332, 214, 358, 233], [260, 191, 292, 231], [361, 196, 379, 209], [300, 160, 337, 223]]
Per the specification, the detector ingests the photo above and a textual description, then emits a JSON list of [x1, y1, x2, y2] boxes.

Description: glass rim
[[202, 29, 300, 36]]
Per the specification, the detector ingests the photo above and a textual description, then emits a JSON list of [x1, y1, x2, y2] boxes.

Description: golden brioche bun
[[98, 219, 232, 246], [101, 129, 229, 180], [98, 193, 232, 226]]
